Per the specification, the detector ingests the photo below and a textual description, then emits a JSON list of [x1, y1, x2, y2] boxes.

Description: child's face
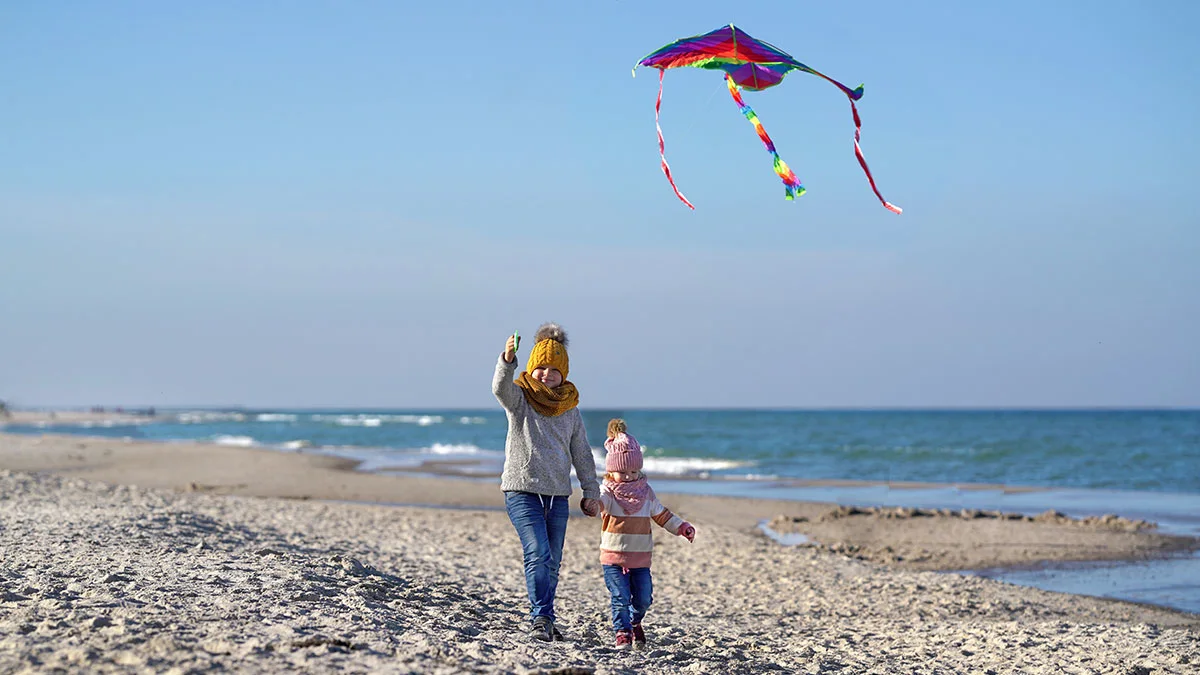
[[613, 470, 640, 482], [531, 366, 563, 388]]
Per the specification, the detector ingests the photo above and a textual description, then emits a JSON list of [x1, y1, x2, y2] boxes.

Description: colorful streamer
[[656, 70, 694, 210], [725, 73, 804, 201]]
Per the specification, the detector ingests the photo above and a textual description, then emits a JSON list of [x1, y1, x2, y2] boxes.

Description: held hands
[[503, 335, 517, 363], [580, 498, 601, 517], [679, 522, 696, 543]]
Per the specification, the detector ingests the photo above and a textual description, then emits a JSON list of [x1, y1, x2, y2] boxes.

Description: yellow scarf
[[515, 372, 580, 417]]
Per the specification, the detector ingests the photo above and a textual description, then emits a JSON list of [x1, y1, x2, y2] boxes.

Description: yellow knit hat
[[525, 323, 570, 380]]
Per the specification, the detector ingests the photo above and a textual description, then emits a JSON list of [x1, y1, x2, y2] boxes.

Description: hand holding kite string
[[635, 24, 902, 214]]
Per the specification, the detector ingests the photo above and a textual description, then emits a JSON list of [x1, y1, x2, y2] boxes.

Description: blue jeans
[[602, 564, 653, 631], [504, 491, 570, 621]]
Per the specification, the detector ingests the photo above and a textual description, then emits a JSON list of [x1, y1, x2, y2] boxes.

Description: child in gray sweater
[[493, 322, 600, 642]]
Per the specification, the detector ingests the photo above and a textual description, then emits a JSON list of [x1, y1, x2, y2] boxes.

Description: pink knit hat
[[604, 433, 643, 473]]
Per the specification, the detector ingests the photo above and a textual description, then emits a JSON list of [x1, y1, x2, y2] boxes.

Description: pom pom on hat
[[534, 322, 568, 346], [607, 418, 627, 438]]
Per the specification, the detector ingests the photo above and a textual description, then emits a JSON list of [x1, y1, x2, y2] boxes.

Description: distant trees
[[0, 399, 9, 418]]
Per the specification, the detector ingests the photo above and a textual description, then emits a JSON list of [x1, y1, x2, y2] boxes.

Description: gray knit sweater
[[492, 355, 600, 500]]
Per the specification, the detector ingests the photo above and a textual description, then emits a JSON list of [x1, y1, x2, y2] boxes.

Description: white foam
[[458, 416, 487, 425], [177, 412, 247, 424], [737, 473, 781, 481], [314, 442, 504, 475], [312, 413, 442, 427], [642, 456, 750, 475], [592, 446, 753, 478], [280, 440, 312, 450], [329, 415, 383, 427], [212, 435, 257, 447], [256, 413, 298, 423], [427, 443, 493, 456]]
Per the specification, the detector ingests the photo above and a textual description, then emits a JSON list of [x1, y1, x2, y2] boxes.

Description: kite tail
[[849, 100, 902, 214], [725, 74, 804, 200], [655, 70, 694, 209], [795, 63, 901, 214]]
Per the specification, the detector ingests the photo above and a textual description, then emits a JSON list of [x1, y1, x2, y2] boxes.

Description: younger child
[[493, 322, 601, 642], [598, 419, 696, 650]]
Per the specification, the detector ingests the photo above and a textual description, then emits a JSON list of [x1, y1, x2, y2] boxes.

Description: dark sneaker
[[551, 622, 565, 642], [615, 629, 633, 650], [530, 616, 553, 642], [631, 623, 646, 647]]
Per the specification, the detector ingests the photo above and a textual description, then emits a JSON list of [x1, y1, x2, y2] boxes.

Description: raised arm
[[492, 338, 522, 411]]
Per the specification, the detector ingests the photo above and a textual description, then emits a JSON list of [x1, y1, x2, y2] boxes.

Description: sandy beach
[[2, 424, 1198, 673]]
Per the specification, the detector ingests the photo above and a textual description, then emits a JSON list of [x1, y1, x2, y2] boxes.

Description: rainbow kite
[[635, 24, 902, 214]]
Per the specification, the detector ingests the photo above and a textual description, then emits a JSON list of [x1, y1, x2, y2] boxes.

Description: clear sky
[[2, 1, 1198, 409]]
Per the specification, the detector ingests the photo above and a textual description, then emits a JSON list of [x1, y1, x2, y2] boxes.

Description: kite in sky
[[635, 24, 902, 214]]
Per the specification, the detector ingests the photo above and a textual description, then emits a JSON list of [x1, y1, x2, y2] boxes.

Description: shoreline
[[3, 429, 1198, 575], [4, 413, 1200, 622]]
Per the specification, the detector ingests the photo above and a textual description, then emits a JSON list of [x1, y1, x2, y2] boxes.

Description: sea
[[4, 408, 1198, 615]]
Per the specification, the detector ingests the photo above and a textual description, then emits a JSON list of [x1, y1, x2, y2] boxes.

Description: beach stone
[[332, 556, 367, 576], [1034, 510, 1068, 523], [113, 651, 146, 667]]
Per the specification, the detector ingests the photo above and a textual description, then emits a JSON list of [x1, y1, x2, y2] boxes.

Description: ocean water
[[7, 408, 1196, 494], [5, 408, 1199, 615]]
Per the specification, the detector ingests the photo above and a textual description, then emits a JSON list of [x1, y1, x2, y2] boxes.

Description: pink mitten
[[680, 522, 695, 542]]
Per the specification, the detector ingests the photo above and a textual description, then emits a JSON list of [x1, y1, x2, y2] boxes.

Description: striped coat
[[598, 488, 686, 568]]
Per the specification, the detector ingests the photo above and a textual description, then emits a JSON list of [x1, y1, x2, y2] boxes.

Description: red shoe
[[632, 623, 646, 646], [615, 629, 633, 650]]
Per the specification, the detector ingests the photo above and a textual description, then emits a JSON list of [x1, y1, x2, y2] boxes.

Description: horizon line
[[7, 404, 1199, 413]]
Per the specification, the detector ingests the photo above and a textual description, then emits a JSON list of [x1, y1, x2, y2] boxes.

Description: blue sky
[[2, 1, 1197, 408]]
